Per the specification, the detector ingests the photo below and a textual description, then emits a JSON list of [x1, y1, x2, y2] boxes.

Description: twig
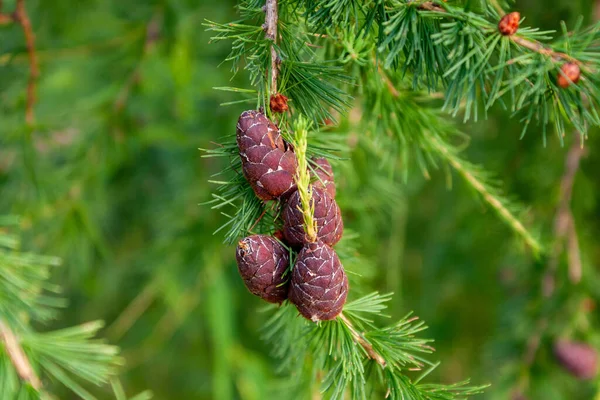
[[427, 134, 541, 254], [488, 0, 505, 15], [0, 319, 42, 390], [14, 0, 39, 126], [339, 313, 387, 367], [510, 36, 579, 64], [376, 63, 400, 98], [567, 216, 582, 284], [264, 0, 279, 94], [106, 282, 158, 341], [114, 12, 161, 112], [417, 1, 445, 12], [542, 137, 585, 297]]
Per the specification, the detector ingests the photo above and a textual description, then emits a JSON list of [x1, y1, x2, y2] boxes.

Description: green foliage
[[1, 0, 600, 399], [263, 294, 487, 400]]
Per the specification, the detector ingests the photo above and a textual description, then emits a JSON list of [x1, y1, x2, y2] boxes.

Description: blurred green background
[[1, 0, 600, 399]]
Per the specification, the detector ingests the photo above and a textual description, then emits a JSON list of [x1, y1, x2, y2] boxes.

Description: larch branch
[[0, 319, 42, 390], [415, 3, 581, 65]]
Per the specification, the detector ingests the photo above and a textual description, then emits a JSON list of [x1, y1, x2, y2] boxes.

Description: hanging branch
[[0, 319, 42, 390], [373, 66, 541, 253]]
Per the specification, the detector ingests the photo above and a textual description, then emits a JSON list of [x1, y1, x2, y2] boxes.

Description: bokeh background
[[1, 0, 600, 399]]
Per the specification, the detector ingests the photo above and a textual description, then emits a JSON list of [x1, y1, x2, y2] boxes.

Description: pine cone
[[557, 63, 581, 89], [498, 12, 520, 36], [237, 110, 285, 152], [283, 187, 343, 247], [236, 110, 298, 200], [289, 241, 348, 321], [311, 157, 336, 198], [554, 340, 598, 380], [236, 234, 290, 304]]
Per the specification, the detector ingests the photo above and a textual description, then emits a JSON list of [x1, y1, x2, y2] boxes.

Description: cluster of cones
[[234, 110, 348, 322]]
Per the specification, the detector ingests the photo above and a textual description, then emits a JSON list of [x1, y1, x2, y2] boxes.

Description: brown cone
[[289, 241, 348, 322], [236, 110, 285, 152], [236, 110, 298, 200], [236, 235, 289, 304], [283, 187, 343, 247], [554, 340, 598, 380], [311, 157, 336, 198]]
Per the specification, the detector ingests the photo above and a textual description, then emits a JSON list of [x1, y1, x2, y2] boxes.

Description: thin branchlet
[[265, 0, 279, 93], [0, 319, 42, 390], [1, 0, 39, 125]]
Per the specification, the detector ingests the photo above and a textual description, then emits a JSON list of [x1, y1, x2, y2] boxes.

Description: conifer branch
[[0, 217, 129, 398], [0, 319, 42, 391], [373, 66, 542, 253], [427, 134, 541, 254], [265, 0, 279, 94]]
